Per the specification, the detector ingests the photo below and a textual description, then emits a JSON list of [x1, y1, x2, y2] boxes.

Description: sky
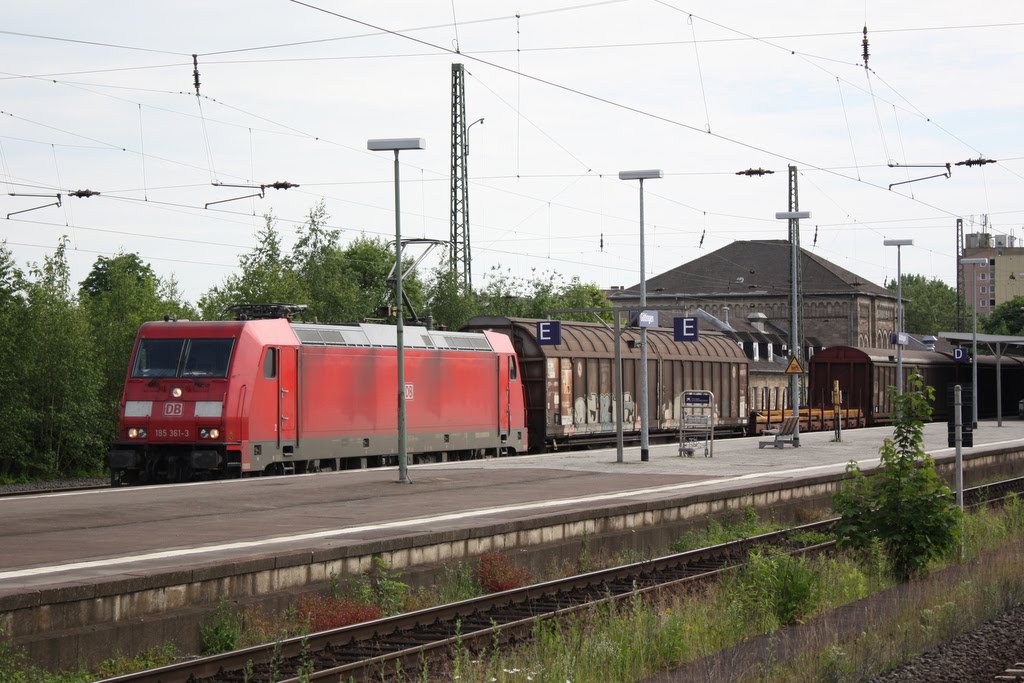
[[2, 1, 1023, 304]]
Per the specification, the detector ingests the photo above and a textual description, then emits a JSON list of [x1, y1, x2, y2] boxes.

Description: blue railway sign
[[537, 320, 561, 346], [673, 317, 699, 342]]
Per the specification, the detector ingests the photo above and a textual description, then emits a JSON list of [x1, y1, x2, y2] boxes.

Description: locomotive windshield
[[132, 338, 234, 378]]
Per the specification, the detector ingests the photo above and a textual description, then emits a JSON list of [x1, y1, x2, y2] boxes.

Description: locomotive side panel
[[295, 344, 522, 463]]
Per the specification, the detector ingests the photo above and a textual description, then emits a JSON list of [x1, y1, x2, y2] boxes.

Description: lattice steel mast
[[450, 63, 471, 291], [787, 165, 804, 422], [956, 217, 964, 332]]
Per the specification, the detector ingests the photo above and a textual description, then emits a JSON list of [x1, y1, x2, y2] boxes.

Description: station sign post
[[537, 320, 561, 346]]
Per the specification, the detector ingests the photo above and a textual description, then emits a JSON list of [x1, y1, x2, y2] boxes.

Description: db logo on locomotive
[[164, 403, 184, 416]]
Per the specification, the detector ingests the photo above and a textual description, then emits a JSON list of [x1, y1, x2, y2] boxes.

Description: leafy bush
[[477, 551, 531, 592], [347, 556, 408, 614], [438, 561, 482, 603], [297, 593, 383, 632], [1004, 492, 1024, 533], [833, 372, 962, 580], [92, 644, 178, 678], [727, 546, 822, 629], [0, 634, 30, 683], [200, 596, 240, 654], [670, 507, 777, 553]]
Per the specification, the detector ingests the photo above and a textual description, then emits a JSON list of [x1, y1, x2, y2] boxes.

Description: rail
[[82, 477, 1024, 682]]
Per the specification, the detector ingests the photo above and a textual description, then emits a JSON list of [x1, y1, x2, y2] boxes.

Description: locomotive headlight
[[209, 428, 220, 439], [199, 428, 221, 439], [171, 387, 183, 398], [128, 427, 147, 439]]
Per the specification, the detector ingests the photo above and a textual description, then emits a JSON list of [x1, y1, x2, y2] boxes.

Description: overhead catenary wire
[[192, 55, 218, 184], [892, 104, 914, 196], [0, 140, 12, 195], [836, 78, 861, 181], [6, 14, 1020, 63], [687, 13, 712, 133], [4, 11, 1003, 197], [285, 0, 976, 221], [49, 144, 76, 246], [450, 0, 461, 53], [2, 92, 1010, 269], [6, 4, 1015, 299], [138, 104, 148, 201]]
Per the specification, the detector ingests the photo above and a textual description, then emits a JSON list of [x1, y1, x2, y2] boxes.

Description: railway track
[[0, 482, 109, 497], [100, 521, 834, 683], [97, 476, 1024, 683]]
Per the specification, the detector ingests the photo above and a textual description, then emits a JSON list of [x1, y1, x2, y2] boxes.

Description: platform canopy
[[938, 331, 1024, 426], [938, 332, 1024, 349]]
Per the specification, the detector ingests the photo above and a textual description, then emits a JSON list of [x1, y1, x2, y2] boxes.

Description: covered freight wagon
[[463, 316, 749, 452]]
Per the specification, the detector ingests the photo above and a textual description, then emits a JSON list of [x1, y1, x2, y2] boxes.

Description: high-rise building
[[961, 232, 1024, 312]]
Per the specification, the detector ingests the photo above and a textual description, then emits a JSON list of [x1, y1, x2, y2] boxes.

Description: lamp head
[[619, 169, 663, 181], [367, 138, 426, 151]]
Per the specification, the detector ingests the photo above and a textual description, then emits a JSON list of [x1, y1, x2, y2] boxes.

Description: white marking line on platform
[[0, 456, 882, 582]]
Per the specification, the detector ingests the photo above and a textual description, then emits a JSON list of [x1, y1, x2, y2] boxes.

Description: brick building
[[609, 240, 899, 350], [608, 240, 900, 413]]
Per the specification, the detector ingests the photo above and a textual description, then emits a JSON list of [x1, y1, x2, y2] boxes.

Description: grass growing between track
[[4, 500, 1022, 681], [433, 496, 1024, 683]]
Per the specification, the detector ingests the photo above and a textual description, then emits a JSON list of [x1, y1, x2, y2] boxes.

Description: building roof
[[610, 240, 893, 301]]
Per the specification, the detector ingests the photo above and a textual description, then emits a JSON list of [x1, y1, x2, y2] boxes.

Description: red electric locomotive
[[108, 306, 528, 485]]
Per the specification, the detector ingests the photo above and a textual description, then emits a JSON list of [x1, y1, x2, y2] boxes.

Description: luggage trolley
[[679, 390, 715, 457]]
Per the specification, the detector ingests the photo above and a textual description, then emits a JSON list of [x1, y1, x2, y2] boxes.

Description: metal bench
[[758, 415, 800, 449]]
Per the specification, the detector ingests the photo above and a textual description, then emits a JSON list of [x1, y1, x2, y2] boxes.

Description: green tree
[[79, 252, 194, 436], [557, 277, 612, 321], [292, 201, 357, 323], [424, 260, 481, 330], [343, 235, 426, 322], [477, 267, 609, 322], [12, 239, 107, 478], [0, 243, 33, 479], [886, 274, 962, 336], [981, 295, 1024, 335], [832, 371, 962, 580], [198, 214, 308, 319], [79, 252, 151, 299]]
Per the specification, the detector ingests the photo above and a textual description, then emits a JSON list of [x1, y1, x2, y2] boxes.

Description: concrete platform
[[3, 419, 1024, 669], [4, 420, 1023, 591]]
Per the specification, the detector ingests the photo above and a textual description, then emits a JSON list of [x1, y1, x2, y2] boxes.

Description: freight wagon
[[462, 316, 750, 451], [807, 345, 1024, 425]]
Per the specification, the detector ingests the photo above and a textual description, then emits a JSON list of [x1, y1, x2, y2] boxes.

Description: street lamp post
[[960, 257, 988, 429], [775, 210, 811, 447], [619, 169, 662, 462], [884, 239, 913, 397], [368, 137, 426, 484]]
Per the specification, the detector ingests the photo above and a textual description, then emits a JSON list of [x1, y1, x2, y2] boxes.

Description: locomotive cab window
[[181, 339, 233, 377], [132, 338, 233, 378], [509, 357, 518, 381], [133, 339, 184, 378], [264, 348, 278, 379]]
